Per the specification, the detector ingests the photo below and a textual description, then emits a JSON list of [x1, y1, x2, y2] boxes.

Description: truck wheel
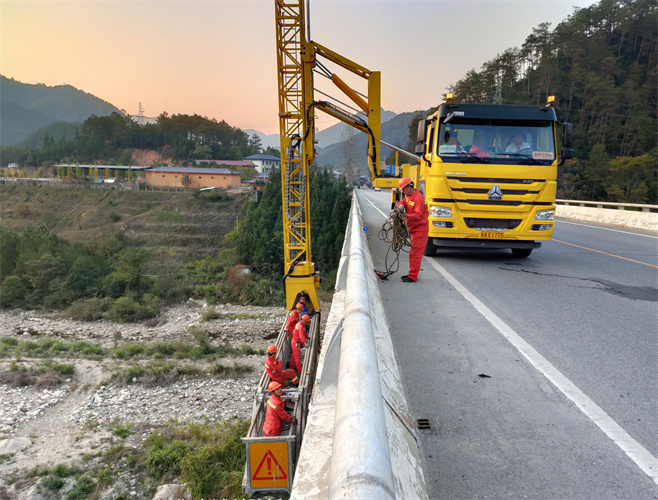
[[424, 238, 437, 256], [511, 248, 532, 258]]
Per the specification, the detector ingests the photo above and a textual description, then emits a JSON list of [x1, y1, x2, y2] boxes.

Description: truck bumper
[[430, 238, 541, 249]]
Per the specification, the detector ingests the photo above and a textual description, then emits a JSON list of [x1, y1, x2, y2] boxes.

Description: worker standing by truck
[[290, 314, 310, 374], [265, 345, 299, 387], [397, 177, 429, 283], [263, 381, 296, 437]]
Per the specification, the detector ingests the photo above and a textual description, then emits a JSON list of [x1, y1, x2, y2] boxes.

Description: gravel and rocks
[[0, 300, 303, 498], [0, 300, 287, 349], [0, 384, 70, 434], [70, 378, 259, 427]]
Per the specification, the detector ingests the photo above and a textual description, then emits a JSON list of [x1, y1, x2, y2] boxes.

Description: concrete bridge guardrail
[[556, 200, 658, 232], [292, 194, 428, 499]]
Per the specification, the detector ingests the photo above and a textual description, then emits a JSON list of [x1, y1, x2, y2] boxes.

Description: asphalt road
[[356, 190, 658, 499]]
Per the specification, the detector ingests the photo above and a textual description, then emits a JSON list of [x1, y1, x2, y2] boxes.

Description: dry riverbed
[[0, 299, 290, 499]]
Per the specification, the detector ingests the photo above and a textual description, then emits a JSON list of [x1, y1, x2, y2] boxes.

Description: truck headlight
[[535, 209, 555, 221], [430, 206, 452, 218]]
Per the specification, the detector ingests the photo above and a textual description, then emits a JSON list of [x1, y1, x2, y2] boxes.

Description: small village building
[[243, 173, 271, 187], [243, 154, 280, 175], [145, 167, 242, 189], [194, 160, 255, 169]]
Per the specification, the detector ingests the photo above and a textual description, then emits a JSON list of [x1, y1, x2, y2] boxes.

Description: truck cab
[[415, 97, 572, 258]]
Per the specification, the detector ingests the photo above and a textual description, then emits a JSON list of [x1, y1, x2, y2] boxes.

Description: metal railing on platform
[[241, 313, 321, 496]]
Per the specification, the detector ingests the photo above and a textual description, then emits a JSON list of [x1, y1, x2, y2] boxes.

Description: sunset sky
[[2, 0, 598, 135]]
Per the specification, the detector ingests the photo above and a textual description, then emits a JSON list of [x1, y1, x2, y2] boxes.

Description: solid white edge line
[[426, 257, 658, 485], [363, 189, 658, 483], [360, 191, 388, 219], [556, 219, 658, 239]]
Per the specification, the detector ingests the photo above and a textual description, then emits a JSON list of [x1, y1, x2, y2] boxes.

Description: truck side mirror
[[415, 119, 427, 154], [563, 122, 573, 148], [559, 122, 573, 166]]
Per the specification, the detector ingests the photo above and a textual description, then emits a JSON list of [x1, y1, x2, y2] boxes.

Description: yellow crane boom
[[275, 0, 397, 309]]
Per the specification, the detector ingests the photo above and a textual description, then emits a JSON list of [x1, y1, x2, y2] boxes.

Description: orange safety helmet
[[302, 314, 311, 323], [295, 302, 304, 310], [399, 177, 413, 189], [268, 381, 282, 392], [267, 345, 278, 354]]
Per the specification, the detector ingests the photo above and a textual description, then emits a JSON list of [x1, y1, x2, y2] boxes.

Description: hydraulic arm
[[275, 0, 399, 310]]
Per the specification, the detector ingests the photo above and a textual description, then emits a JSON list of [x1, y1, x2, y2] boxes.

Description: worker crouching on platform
[[265, 345, 299, 388], [290, 314, 310, 374], [397, 177, 429, 283], [263, 381, 296, 437], [284, 302, 304, 342]]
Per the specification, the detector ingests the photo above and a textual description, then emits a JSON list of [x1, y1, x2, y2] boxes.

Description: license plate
[[480, 231, 504, 239]]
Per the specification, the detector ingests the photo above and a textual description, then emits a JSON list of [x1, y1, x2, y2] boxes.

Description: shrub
[[200, 308, 221, 322], [110, 422, 134, 439], [109, 296, 138, 323], [65, 475, 95, 500], [109, 294, 159, 323], [211, 363, 253, 378], [70, 341, 104, 356], [35, 361, 75, 376], [0, 361, 75, 388], [189, 327, 212, 354], [146, 439, 191, 479], [0, 275, 27, 308], [63, 297, 113, 321], [41, 475, 65, 490]]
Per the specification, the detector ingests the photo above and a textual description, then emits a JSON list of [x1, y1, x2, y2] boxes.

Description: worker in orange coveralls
[[290, 314, 310, 374], [263, 381, 296, 437], [284, 302, 304, 342], [397, 177, 429, 283], [265, 345, 299, 387]]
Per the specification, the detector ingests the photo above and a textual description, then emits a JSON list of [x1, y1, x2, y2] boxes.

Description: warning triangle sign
[[252, 450, 288, 481]]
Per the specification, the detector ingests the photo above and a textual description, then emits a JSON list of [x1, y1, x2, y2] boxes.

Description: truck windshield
[[437, 119, 555, 164]]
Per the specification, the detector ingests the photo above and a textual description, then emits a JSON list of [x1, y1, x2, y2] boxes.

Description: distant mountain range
[[0, 75, 419, 164], [0, 75, 122, 146], [246, 108, 400, 154], [315, 110, 423, 169]]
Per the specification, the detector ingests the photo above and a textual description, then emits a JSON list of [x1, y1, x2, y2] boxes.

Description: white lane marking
[[360, 192, 388, 219], [557, 220, 658, 239], [361, 191, 658, 483], [427, 257, 658, 485]]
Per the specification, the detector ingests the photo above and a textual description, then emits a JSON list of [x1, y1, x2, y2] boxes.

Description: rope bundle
[[374, 209, 411, 280]]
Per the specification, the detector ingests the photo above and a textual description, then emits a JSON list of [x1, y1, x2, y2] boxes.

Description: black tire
[[424, 238, 437, 256], [511, 248, 532, 258]]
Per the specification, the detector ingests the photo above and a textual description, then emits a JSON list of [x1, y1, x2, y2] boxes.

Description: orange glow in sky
[[1, 1, 597, 135]]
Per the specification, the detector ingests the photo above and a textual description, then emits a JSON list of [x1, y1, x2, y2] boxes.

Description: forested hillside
[[0, 112, 264, 167], [446, 0, 656, 203], [0, 168, 350, 314], [0, 76, 121, 146]]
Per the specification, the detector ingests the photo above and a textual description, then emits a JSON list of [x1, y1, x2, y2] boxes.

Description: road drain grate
[[415, 418, 436, 434]]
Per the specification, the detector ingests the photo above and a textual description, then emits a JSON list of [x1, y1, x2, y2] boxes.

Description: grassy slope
[[0, 184, 246, 261]]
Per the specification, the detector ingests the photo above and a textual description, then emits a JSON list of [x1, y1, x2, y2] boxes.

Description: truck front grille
[[464, 218, 521, 231]]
